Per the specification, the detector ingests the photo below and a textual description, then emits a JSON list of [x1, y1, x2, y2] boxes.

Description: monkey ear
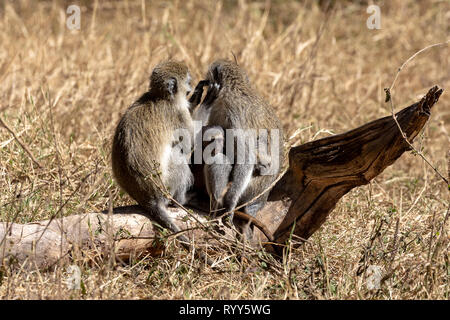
[[166, 77, 177, 96]]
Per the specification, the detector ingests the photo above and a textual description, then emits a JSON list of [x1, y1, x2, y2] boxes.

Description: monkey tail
[[234, 210, 274, 242]]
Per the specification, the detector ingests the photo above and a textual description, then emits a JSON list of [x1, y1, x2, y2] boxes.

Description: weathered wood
[[0, 86, 443, 268], [0, 206, 214, 269], [269, 86, 443, 244]]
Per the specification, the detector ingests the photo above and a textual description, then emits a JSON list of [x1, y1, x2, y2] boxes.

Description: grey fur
[[200, 59, 285, 235], [112, 60, 194, 248]]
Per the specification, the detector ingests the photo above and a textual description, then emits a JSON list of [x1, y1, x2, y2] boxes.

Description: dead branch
[[269, 86, 443, 244]]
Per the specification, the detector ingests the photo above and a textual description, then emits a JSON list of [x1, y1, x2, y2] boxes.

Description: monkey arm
[[188, 80, 209, 107], [202, 82, 221, 106]]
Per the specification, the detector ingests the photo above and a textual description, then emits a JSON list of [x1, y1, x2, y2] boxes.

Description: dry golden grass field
[[0, 0, 449, 300]]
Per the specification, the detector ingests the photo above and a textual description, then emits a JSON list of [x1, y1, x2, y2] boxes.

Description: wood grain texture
[[269, 86, 443, 243]]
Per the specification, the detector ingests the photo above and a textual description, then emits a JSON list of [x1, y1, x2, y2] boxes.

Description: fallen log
[[0, 86, 443, 269]]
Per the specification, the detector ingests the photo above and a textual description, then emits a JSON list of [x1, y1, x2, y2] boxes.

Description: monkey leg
[[222, 163, 254, 223], [203, 159, 232, 217], [171, 167, 194, 205], [203, 127, 232, 217], [168, 149, 194, 205], [143, 200, 182, 236]]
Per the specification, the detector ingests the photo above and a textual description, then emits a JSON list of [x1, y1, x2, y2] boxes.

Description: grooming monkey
[[197, 59, 285, 236], [188, 73, 276, 242], [112, 60, 196, 253]]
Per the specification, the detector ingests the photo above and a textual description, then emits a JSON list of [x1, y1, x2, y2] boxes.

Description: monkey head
[[206, 59, 250, 91], [149, 60, 192, 100]]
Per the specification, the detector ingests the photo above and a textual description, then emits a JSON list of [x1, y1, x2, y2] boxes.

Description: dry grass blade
[[0, 116, 42, 168]]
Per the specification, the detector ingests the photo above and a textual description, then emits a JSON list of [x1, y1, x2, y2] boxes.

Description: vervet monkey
[[112, 60, 195, 253], [188, 75, 276, 242], [200, 59, 285, 235]]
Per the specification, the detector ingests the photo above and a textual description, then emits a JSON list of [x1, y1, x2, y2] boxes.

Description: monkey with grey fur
[[198, 59, 285, 236], [112, 60, 195, 252]]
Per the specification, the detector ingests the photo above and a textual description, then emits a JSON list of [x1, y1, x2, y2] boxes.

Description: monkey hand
[[189, 80, 209, 106], [203, 82, 221, 106]]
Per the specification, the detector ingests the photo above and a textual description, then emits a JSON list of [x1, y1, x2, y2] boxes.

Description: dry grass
[[0, 0, 449, 299]]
